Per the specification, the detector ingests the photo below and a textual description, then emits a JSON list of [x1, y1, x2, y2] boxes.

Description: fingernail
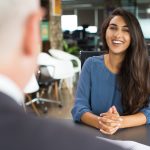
[[119, 118, 123, 121], [100, 129, 103, 132]]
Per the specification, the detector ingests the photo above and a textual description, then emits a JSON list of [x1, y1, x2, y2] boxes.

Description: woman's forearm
[[120, 112, 147, 128], [81, 112, 100, 129], [80, 111, 147, 134]]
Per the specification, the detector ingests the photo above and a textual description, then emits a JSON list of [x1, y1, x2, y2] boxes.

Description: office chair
[[80, 50, 107, 68], [37, 65, 62, 110], [49, 49, 81, 74], [24, 66, 62, 115], [38, 52, 74, 79], [49, 49, 81, 93], [24, 75, 41, 115], [37, 52, 75, 106]]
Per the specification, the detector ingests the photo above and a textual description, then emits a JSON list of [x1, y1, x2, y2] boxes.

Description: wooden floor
[[44, 87, 75, 119]]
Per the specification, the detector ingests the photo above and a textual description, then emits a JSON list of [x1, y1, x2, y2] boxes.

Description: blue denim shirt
[[71, 55, 150, 124]]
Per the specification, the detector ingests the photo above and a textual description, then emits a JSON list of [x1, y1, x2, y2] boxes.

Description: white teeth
[[112, 40, 123, 44]]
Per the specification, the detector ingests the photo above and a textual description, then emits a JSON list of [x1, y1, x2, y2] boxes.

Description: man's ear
[[22, 11, 42, 57]]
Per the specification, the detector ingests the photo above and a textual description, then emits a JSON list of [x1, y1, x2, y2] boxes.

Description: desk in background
[[61, 119, 150, 146]]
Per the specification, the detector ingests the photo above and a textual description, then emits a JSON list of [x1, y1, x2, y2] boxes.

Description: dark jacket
[[0, 92, 125, 150]]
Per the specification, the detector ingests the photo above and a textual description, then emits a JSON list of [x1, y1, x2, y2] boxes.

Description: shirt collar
[[0, 75, 24, 106]]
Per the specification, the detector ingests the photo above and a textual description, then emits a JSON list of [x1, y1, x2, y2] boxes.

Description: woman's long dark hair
[[101, 8, 150, 115]]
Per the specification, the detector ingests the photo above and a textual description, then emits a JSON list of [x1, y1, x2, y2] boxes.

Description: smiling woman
[[105, 16, 131, 56], [72, 7, 150, 135]]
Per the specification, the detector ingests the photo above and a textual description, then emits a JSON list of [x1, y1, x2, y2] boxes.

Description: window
[[61, 15, 77, 31]]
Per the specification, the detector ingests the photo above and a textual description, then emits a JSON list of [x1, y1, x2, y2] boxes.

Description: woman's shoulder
[[87, 55, 104, 69], [85, 55, 104, 65], [81, 55, 105, 73]]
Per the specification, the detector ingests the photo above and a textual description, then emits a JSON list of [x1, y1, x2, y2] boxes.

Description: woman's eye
[[109, 26, 117, 30], [123, 28, 129, 32]]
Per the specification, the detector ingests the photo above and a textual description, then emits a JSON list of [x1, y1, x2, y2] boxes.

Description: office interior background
[[41, 0, 150, 52], [29, 0, 150, 118]]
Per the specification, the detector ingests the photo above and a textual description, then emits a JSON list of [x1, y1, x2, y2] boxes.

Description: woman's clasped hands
[[98, 106, 123, 135]]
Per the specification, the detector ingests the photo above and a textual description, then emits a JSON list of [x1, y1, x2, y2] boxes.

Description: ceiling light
[[146, 8, 150, 14]]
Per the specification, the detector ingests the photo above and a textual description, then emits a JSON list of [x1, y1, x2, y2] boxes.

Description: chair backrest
[[49, 49, 81, 73], [38, 52, 74, 79], [24, 75, 39, 94], [37, 65, 54, 86], [80, 50, 107, 68]]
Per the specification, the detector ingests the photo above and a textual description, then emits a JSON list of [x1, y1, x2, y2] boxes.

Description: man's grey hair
[[0, 0, 40, 56]]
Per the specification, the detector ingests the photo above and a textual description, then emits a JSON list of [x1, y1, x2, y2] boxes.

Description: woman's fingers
[[100, 128, 118, 135], [99, 120, 119, 135], [108, 107, 113, 113], [111, 106, 119, 115], [98, 106, 123, 134], [99, 117, 121, 127], [100, 113, 122, 122], [98, 117, 122, 128]]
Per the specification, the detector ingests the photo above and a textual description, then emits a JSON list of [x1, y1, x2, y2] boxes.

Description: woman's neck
[[104, 53, 125, 74]]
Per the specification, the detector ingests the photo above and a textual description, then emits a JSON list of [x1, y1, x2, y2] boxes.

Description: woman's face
[[105, 15, 131, 55]]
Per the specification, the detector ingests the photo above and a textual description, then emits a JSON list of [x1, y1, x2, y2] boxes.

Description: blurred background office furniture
[[49, 49, 81, 74], [37, 65, 62, 111], [24, 72, 62, 115], [49, 49, 81, 91], [80, 50, 107, 68], [24, 75, 40, 115], [38, 52, 74, 79], [37, 52, 74, 105]]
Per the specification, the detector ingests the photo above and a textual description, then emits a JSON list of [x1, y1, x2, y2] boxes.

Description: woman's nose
[[114, 29, 123, 38]]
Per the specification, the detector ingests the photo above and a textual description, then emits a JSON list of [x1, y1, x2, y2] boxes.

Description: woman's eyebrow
[[109, 23, 128, 28], [109, 23, 117, 26]]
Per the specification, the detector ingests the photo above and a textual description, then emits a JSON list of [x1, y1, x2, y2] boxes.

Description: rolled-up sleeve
[[71, 58, 93, 122], [140, 97, 150, 124]]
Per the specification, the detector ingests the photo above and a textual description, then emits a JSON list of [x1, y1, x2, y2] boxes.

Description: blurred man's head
[[0, 0, 43, 91]]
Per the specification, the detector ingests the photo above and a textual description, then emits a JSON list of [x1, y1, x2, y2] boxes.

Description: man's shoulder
[[0, 92, 20, 109], [0, 93, 126, 150]]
